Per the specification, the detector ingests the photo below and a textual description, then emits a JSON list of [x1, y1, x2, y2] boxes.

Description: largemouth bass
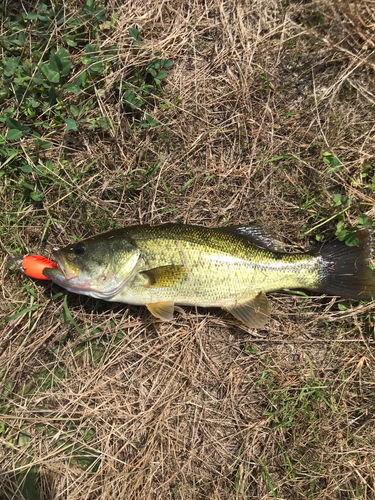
[[43, 224, 375, 327]]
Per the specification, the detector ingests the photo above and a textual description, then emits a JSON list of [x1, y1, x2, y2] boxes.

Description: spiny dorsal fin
[[146, 301, 175, 321], [226, 292, 270, 328], [217, 225, 285, 252], [140, 265, 186, 288]]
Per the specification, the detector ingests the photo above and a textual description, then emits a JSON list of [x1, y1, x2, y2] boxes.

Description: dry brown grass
[[2, 0, 375, 498]]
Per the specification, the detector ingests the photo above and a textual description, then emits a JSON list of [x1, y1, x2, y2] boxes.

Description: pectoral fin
[[141, 265, 186, 288], [226, 292, 270, 328], [146, 301, 175, 321]]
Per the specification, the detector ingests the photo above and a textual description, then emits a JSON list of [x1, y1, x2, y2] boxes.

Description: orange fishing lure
[[22, 255, 58, 280]]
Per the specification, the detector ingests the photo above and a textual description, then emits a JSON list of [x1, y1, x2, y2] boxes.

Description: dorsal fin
[[217, 225, 285, 252]]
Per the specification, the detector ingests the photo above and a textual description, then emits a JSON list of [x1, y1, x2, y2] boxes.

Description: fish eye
[[73, 243, 86, 256]]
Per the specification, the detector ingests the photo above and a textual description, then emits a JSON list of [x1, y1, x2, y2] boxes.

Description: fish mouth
[[42, 252, 79, 282], [42, 265, 66, 281], [42, 261, 90, 294]]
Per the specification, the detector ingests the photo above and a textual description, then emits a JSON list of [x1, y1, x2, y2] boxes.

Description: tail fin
[[317, 229, 375, 300]]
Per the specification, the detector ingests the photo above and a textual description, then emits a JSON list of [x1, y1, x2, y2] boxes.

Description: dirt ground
[[2, 0, 375, 498]]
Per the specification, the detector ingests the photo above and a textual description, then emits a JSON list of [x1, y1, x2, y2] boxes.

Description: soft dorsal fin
[[217, 225, 285, 252], [140, 265, 186, 288], [226, 292, 270, 328]]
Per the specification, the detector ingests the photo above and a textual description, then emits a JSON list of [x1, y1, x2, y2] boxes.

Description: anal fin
[[146, 301, 175, 321], [226, 292, 270, 328]]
